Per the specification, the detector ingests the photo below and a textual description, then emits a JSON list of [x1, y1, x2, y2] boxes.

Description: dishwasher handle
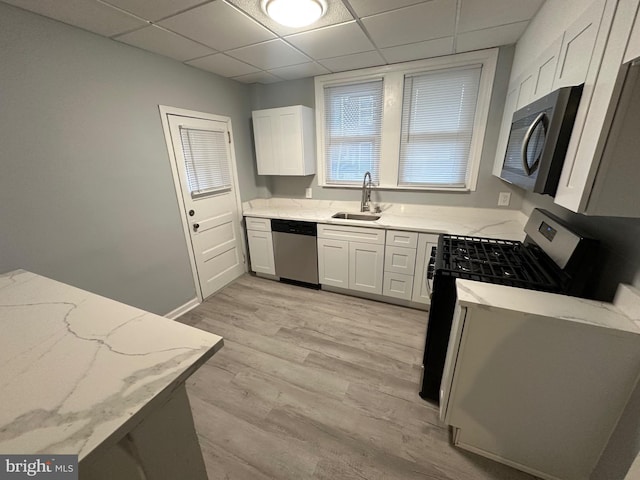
[[271, 219, 317, 236]]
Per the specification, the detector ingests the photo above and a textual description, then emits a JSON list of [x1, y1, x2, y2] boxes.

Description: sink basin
[[332, 212, 380, 221]]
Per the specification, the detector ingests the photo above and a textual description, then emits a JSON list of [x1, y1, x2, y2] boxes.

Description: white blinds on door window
[[323, 79, 383, 185], [179, 127, 231, 197], [399, 65, 482, 187]]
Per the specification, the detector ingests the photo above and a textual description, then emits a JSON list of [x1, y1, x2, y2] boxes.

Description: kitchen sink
[[332, 212, 380, 221]]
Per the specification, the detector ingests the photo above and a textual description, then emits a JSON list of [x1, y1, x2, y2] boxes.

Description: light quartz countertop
[[0, 270, 223, 460], [243, 198, 529, 241], [456, 279, 640, 334]]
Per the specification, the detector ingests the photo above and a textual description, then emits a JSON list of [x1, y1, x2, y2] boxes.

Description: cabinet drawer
[[386, 230, 418, 248], [383, 272, 414, 301], [384, 246, 416, 275], [317, 224, 384, 244], [245, 217, 271, 232]]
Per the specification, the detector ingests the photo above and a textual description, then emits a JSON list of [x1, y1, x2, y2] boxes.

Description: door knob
[[193, 223, 200, 231], [188, 210, 195, 217]]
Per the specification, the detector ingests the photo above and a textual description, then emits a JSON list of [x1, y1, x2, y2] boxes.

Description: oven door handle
[[521, 112, 547, 176]]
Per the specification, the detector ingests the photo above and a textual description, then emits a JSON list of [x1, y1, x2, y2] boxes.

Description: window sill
[[320, 184, 473, 193]]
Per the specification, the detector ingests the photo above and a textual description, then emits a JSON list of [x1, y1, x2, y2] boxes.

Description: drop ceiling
[[2, 0, 545, 84]]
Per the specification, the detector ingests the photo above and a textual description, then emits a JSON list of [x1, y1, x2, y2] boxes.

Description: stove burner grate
[[438, 235, 558, 290]]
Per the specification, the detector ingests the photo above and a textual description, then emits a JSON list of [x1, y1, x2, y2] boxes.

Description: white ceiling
[[2, 0, 545, 84]]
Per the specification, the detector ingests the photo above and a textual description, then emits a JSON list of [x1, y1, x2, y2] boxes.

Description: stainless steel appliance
[[500, 85, 583, 196], [271, 219, 319, 286], [419, 209, 597, 403]]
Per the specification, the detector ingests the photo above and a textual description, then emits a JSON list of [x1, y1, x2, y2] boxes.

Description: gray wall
[[522, 193, 640, 302], [0, 3, 266, 315], [250, 46, 524, 209]]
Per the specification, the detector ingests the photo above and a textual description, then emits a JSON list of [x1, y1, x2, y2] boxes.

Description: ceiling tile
[[226, 0, 353, 36], [285, 21, 375, 60], [319, 51, 386, 73], [114, 25, 215, 61], [348, 0, 428, 18], [458, 0, 544, 33], [362, 1, 456, 49], [186, 53, 260, 77], [158, 1, 275, 51], [227, 39, 310, 70], [2, 0, 148, 37], [232, 71, 282, 84], [101, 0, 206, 22], [456, 21, 529, 53], [268, 62, 330, 81], [381, 37, 454, 64]]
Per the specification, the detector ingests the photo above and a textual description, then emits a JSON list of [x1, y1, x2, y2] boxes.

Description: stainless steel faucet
[[361, 171, 372, 212]]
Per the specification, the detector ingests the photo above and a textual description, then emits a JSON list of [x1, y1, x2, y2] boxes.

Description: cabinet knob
[[193, 223, 200, 231], [189, 210, 195, 217]]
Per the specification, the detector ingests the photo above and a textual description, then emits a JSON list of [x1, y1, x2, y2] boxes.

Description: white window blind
[[399, 65, 482, 187], [179, 127, 231, 198], [323, 79, 383, 185]]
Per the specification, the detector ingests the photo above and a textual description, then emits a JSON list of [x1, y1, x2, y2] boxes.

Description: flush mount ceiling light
[[263, 0, 326, 28]]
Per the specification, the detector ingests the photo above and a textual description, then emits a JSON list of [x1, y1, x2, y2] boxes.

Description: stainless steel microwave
[[500, 85, 583, 196]]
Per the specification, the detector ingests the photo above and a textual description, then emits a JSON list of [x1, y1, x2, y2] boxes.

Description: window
[[179, 127, 231, 197], [323, 80, 383, 185], [399, 65, 482, 187], [314, 49, 498, 191]]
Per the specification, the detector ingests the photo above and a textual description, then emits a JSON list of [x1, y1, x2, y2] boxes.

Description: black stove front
[[419, 234, 562, 403]]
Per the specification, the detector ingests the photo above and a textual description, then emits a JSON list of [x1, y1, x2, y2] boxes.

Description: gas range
[[419, 209, 597, 403], [437, 234, 560, 291]]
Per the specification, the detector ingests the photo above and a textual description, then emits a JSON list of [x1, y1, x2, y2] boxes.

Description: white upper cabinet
[[495, 0, 640, 217], [555, 0, 640, 216], [552, 0, 606, 90], [624, 5, 640, 62], [252, 105, 316, 176]]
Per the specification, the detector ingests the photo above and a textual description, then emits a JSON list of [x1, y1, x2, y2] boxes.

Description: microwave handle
[[521, 112, 547, 176]]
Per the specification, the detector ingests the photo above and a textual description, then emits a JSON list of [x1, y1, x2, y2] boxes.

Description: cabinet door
[[412, 234, 439, 305], [317, 238, 349, 288], [624, 3, 640, 63], [349, 241, 384, 295], [532, 36, 563, 100], [516, 69, 535, 109], [553, 0, 606, 89], [252, 113, 278, 175], [247, 230, 275, 275], [277, 111, 304, 175]]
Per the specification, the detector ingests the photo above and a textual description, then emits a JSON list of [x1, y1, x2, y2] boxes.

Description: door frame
[[158, 105, 247, 303]]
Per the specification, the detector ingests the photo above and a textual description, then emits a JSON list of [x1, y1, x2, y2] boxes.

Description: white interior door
[[163, 110, 245, 300]]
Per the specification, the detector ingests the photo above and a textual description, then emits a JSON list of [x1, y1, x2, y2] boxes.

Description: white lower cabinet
[[443, 287, 640, 480], [317, 238, 349, 288], [245, 217, 275, 275], [246, 229, 275, 275], [412, 233, 439, 305], [317, 224, 384, 294]]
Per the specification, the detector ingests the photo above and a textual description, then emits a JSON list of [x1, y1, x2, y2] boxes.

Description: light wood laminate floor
[[178, 274, 537, 480]]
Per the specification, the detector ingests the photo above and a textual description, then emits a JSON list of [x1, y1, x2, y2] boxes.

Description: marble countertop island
[[0, 270, 223, 461], [243, 198, 529, 241]]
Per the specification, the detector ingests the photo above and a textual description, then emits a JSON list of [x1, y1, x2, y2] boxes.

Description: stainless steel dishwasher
[[271, 219, 318, 286]]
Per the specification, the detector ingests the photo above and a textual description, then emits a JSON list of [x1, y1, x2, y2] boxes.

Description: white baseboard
[[165, 297, 200, 320]]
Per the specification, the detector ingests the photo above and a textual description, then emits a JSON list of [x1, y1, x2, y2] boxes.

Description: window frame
[[314, 48, 499, 191]]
